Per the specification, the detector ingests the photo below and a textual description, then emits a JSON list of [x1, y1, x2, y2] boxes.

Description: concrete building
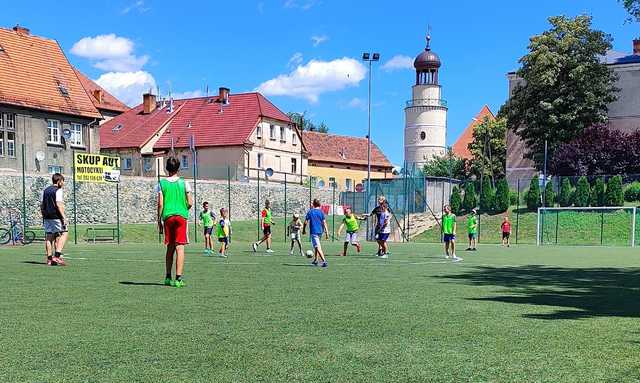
[[404, 34, 448, 168], [100, 89, 308, 182], [506, 39, 640, 184], [302, 131, 393, 192], [0, 25, 127, 175]]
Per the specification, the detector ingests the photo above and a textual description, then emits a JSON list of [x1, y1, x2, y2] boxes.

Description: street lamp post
[[362, 52, 379, 236]]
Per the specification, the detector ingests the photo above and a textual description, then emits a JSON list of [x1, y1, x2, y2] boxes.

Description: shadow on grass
[[119, 281, 166, 287], [22, 261, 46, 265], [439, 265, 640, 320]]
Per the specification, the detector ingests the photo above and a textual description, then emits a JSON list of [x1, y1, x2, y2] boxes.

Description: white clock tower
[[404, 35, 447, 168]]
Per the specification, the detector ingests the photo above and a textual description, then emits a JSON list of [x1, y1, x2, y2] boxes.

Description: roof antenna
[[426, 25, 432, 50]]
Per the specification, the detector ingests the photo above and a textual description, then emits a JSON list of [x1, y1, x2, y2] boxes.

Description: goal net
[[537, 207, 637, 247]]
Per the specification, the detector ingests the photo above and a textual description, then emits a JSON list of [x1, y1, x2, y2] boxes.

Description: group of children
[[199, 201, 231, 258], [441, 206, 513, 261]]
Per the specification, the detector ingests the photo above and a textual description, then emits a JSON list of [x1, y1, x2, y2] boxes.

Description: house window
[[345, 178, 353, 191], [48, 165, 63, 174], [181, 154, 189, 169], [123, 157, 132, 170], [280, 126, 286, 142], [0, 130, 4, 156], [269, 125, 276, 140], [420, 131, 426, 141], [7, 131, 15, 157], [292, 133, 298, 146], [257, 153, 263, 168], [329, 177, 336, 188], [71, 123, 83, 147], [291, 158, 297, 173], [256, 125, 262, 139], [143, 158, 152, 172], [4, 113, 14, 130], [47, 120, 61, 144]]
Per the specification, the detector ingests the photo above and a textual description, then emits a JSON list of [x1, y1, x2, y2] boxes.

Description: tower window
[[420, 131, 426, 140]]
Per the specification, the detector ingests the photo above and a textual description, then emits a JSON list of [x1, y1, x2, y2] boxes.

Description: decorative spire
[[426, 25, 432, 51]]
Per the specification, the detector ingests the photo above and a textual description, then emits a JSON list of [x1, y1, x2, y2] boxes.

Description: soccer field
[[2, 241, 640, 382]]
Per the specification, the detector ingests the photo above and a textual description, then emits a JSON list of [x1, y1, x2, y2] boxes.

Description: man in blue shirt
[[303, 198, 329, 267]]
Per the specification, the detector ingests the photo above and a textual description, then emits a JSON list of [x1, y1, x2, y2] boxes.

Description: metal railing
[[405, 98, 448, 108]]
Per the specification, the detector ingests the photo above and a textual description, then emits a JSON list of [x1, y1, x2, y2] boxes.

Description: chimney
[[93, 89, 104, 104], [219, 87, 230, 105], [12, 25, 30, 36], [143, 93, 157, 114], [634, 39, 640, 56]]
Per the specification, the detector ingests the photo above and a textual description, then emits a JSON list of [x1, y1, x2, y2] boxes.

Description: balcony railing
[[405, 99, 448, 108]]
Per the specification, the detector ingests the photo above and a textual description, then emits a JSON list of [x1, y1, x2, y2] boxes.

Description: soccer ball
[[306, 250, 313, 258]]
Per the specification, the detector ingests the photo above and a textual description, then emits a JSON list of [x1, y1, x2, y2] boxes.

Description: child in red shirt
[[501, 216, 511, 247]]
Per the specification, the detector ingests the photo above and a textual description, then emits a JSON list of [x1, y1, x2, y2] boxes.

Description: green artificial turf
[[2, 240, 640, 382]]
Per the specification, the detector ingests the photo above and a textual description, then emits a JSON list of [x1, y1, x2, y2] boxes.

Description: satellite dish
[[36, 151, 45, 162], [265, 168, 274, 177], [317, 179, 325, 189], [62, 128, 72, 140]]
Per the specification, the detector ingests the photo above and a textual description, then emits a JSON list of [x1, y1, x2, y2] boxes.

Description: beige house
[[100, 88, 308, 182]]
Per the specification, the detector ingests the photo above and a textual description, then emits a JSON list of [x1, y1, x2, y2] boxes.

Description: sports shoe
[[51, 256, 66, 266], [321, 262, 328, 268], [452, 256, 463, 262], [47, 258, 57, 266], [289, 250, 294, 256], [266, 249, 274, 253], [311, 261, 318, 266], [164, 278, 173, 286], [218, 253, 227, 258], [174, 279, 185, 288], [445, 254, 451, 259], [252, 243, 258, 252], [380, 253, 388, 259]]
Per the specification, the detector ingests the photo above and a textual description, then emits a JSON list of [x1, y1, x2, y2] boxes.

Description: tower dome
[[414, 36, 441, 70]]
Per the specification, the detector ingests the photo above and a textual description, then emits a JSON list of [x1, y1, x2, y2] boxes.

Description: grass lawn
[[2, 240, 640, 382]]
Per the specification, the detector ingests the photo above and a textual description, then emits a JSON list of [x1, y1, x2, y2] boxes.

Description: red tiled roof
[[452, 105, 495, 159], [73, 68, 129, 113], [0, 26, 101, 118], [302, 131, 393, 168], [100, 92, 291, 150]]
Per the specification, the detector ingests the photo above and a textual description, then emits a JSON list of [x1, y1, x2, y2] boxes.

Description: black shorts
[[502, 232, 510, 240], [263, 226, 271, 236], [203, 227, 213, 236], [218, 237, 228, 244]]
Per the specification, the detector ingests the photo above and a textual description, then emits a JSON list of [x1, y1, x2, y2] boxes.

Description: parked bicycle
[[0, 213, 35, 245]]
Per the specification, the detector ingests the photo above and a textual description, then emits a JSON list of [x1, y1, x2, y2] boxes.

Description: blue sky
[[2, 1, 638, 165]]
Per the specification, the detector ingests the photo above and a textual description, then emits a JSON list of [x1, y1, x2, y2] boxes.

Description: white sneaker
[[266, 249, 274, 254], [218, 253, 227, 258], [252, 243, 258, 252], [452, 256, 463, 262], [380, 253, 388, 259], [289, 250, 294, 256], [445, 254, 451, 259]]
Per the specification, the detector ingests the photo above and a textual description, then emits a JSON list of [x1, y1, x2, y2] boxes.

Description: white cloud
[[381, 55, 414, 72], [172, 90, 204, 100], [122, 0, 150, 14], [311, 35, 328, 47], [284, 0, 319, 10], [70, 34, 148, 72], [288, 52, 304, 68], [94, 71, 156, 107], [347, 97, 365, 110], [257, 57, 366, 103], [257, 2, 264, 14]]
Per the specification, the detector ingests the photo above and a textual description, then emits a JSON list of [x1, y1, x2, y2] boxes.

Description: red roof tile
[[452, 105, 495, 159], [73, 68, 129, 113], [302, 131, 393, 168], [99, 92, 291, 150], [0, 26, 101, 118]]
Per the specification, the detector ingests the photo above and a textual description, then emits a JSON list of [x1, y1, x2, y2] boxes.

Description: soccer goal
[[537, 207, 637, 247]]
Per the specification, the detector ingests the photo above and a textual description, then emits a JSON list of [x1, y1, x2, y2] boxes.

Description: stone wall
[[0, 172, 334, 226]]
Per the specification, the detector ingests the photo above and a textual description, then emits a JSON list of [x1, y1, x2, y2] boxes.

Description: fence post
[[21, 144, 27, 230], [257, 169, 261, 241], [515, 178, 520, 244], [600, 210, 604, 246], [192, 149, 198, 244], [284, 172, 287, 243], [157, 158, 161, 244], [332, 181, 336, 241], [72, 150, 78, 245], [227, 165, 232, 243], [555, 177, 560, 244], [116, 181, 121, 244]]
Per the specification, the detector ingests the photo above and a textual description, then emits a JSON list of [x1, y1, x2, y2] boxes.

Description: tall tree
[[591, 177, 606, 207], [450, 186, 462, 215], [507, 15, 618, 170], [544, 182, 556, 207], [480, 177, 496, 212], [526, 177, 541, 211], [462, 183, 478, 212], [468, 117, 507, 181], [574, 176, 591, 207], [558, 178, 573, 207], [494, 178, 511, 213], [606, 175, 624, 206], [287, 112, 328, 133], [422, 148, 467, 180], [620, 0, 640, 22]]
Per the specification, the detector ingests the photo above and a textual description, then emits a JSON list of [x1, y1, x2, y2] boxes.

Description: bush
[[624, 181, 640, 202], [606, 175, 624, 206], [450, 186, 462, 214], [494, 179, 510, 213], [544, 181, 555, 207], [558, 178, 573, 207], [591, 177, 606, 207], [462, 183, 478, 212], [509, 191, 518, 206], [480, 177, 496, 212], [574, 176, 591, 207], [526, 177, 541, 211]]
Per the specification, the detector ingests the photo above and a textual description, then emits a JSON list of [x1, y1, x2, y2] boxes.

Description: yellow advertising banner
[[74, 153, 121, 183]]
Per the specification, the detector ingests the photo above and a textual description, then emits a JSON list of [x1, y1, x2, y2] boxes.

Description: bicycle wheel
[[0, 228, 11, 245], [21, 230, 35, 245]]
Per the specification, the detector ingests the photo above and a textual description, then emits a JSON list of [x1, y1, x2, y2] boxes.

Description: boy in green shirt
[[157, 157, 193, 288], [337, 207, 366, 256], [442, 205, 462, 262], [217, 208, 231, 258], [199, 201, 216, 256], [466, 208, 478, 252]]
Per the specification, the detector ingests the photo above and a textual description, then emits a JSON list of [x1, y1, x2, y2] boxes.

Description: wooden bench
[[85, 227, 119, 243]]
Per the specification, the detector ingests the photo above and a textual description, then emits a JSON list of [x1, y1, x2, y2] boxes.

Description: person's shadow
[[119, 281, 166, 287]]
